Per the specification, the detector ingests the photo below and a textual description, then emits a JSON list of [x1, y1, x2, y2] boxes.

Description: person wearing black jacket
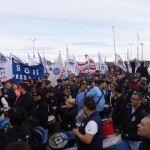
[[3, 81, 16, 107], [138, 115, 150, 150], [61, 98, 77, 147], [32, 89, 49, 150], [0, 107, 32, 150], [136, 61, 149, 79], [61, 98, 77, 131], [122, 92, 147, 150], [15, 82, 35, 117], [108, 86, 127, 131]]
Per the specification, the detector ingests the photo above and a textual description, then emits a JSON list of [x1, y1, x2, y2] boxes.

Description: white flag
[[28, 54, 37, 66], [65, 50, 79, 76], [98, 52, 108, 74], [115, 53, 127, 72], [127, 50, 132, 73], [0, 52, 7, 63], [148, 65, 150, 75], [48, 52, 64, 87], [38, 53, 51, 74], [9, 53, 24, 64], [0, 59, 13, 82]]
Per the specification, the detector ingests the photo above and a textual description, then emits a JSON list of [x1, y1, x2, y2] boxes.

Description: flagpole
[[29, 38, 36, 59], [128, 43, 134, 60], [112, 26, 116, 55], [141, 43, 144, 61], [66, 45, 68, 51], [112, 26, 116, 62]]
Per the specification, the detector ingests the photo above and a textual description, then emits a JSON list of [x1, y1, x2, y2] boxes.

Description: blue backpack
[[32, 126, 45, 150], [23, 118, 45, 150]]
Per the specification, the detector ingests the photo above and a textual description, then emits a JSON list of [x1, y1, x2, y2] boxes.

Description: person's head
[[5, 81, 12, 90], [4, 141, 31, 150], [13, 84, 18, 91], [30, 85, 36, 94], [131, 92, 143, 108], [141, 61, 144, 66], [44, 80, 51, 88], [19, 82, 29, 94], [132, 76, 138, 83], [138, 115, 150, 138], [62, 85, 70, 94], [69, 80, 75, 86], [34, 89, 45, 101], [83, 97, 96, 116], [110, 82, 118, 92], [89, 80, 95, 87], [45, 88, 55, 98], [140, 77, 147, 85], [80, 80, 87, 91], [65, 98, 75, 108], [41, 81, 46, 88], [99, 80, 107, 90], [64, 79, 70, 86], [57, 79, 62, 86], [115, 86, 122, 96], [7, 107, 27, 127], [125, 85, 132, 93]]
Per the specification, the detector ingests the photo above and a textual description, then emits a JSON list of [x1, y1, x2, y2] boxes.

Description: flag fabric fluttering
[[65, 50, 79, 76], [78, 58, 96, 73], [28, 53, 37, 66], [127, 50, 132, 73], [0, 52, 12, 81], [135, 47, 141, 73], [48, 52, 64, 87], [98, 52, 108, 74], [148, 65, 150, 75], [115, 53, 127, 72], [38, 53, 51, 74], [9, 53, 24, 64], [0, 52, 7, 63]]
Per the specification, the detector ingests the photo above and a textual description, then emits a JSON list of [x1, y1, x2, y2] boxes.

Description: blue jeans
[[43, 129, 48, 144], [65, 131, 76, 140], [127, 140, 141, 150]]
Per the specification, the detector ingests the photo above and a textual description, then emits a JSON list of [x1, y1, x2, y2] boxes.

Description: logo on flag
[[53, 68, 60, 75]]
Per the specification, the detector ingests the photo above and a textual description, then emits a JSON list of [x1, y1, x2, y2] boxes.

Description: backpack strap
[[96, 89, 104, 105]]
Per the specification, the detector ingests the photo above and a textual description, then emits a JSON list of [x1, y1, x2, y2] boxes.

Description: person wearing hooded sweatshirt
[[0, 107, 32, 150]]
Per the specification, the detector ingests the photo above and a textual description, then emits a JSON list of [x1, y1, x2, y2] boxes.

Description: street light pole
[[112, 26, 116, 55], [29, 39, 36, 59], [141, 43, 144, 61], [128, 43, 134, 60]]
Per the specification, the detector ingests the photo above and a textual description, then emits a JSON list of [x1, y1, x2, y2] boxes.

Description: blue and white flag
[[48, 52, 64, 87], [12, 58, 44, 83]]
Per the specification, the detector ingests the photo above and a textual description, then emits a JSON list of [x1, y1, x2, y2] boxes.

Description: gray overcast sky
[[0, 0, 150, 62]]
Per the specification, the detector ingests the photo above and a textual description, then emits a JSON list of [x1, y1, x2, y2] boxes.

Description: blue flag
[[12, 58, 44, 83]]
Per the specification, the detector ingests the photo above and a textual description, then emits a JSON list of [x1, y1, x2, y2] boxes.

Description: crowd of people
[[0, 61, 150, 150]]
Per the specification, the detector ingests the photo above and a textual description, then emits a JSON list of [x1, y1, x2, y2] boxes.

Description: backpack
[[32, 126, 45, 150], [23, 118, 45, 150]]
